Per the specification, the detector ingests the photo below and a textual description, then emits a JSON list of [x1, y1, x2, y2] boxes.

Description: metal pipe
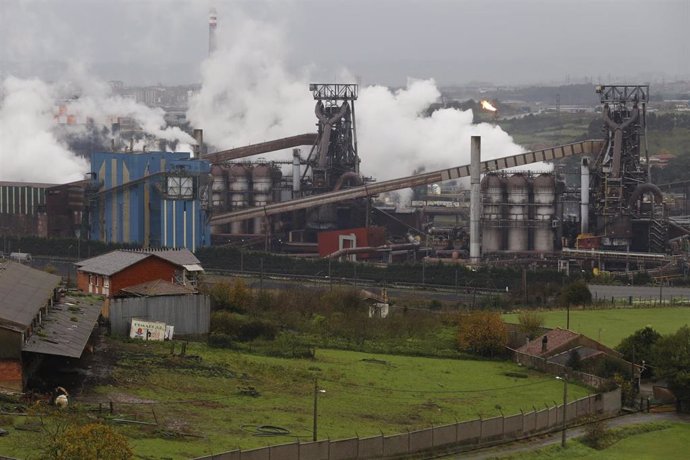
[[470, 136, 481, 263], [580, 157, 590, 234], [292, 149, 301, 198]]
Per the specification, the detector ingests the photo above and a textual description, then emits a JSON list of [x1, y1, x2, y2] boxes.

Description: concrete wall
[[193, 388, 622, 460], [513, 349, 609, 389], [109, 294, 210, 336]]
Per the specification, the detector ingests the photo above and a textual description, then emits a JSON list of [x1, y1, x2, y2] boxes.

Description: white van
[[10, 252, 32, 263]]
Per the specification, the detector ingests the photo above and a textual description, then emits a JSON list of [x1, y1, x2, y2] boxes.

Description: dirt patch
[[107, 392, 156, 404]]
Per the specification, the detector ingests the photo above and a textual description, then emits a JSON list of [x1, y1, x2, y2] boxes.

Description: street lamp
[[556, 374, 568, 447], [313, 378, 326, 441]]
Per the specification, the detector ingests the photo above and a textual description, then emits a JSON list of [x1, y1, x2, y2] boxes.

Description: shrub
[[616, 326, 661, 378], [210, 312, 277, 342], [580, 415, 610, 449], [517, 311, 545, 339], [208, 332, 234, 349], [45, 422, 132, 460], [457, 312, 508, 357], [558, 280, 592, 305]]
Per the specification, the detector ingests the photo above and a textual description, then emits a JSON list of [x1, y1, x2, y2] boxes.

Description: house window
[[89, 274, 94, 285], [104, 278, 110, 289]]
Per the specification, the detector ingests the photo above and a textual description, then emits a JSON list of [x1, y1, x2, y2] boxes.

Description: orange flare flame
[[480, 100, 497, 112]]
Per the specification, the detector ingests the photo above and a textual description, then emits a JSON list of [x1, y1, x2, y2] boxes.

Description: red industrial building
[[75, 249, 203, 298], [317, 226, 386, 259]]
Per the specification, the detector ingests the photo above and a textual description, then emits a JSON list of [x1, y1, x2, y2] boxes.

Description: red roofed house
[[515, 328, 639, 382], [75, 249, 203, 298]]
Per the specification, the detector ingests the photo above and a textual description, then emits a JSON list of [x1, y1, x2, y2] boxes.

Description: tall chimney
[[208, 8, 217, 56], [470, 136, 481, 263], [580, 157, 589, 234], [193, 129, 204, 159]]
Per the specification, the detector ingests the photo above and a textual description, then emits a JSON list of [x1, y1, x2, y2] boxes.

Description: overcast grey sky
[[0, 0, 688, 86]]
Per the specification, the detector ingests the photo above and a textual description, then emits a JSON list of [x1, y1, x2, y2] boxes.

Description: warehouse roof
[[75, 251, 150, 276], [76, 249, 203, 276], [0, 261, 62, 329]]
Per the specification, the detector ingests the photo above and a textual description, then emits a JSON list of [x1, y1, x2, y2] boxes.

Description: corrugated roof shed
[[0, 261, 62, 329], [22, 296, 102, 358], [75, 251, 150, 276]]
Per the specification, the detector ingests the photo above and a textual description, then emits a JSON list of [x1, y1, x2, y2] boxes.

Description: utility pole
[[260, 258, 264, 293], [557, 374, 568, 448], [328, 258, 332, 291], [313, 378, 318, 441], [312, 378, 325, 441]]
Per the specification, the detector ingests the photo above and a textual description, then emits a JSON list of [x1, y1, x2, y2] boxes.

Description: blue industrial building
[[89, 152, 211, 250]]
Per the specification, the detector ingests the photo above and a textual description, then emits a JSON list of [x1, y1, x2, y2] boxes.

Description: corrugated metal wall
[[109, 295, 210, 336], [0, 183, 49, 215], [90, 152, 210, 248]]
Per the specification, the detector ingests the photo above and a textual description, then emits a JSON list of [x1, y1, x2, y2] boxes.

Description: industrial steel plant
[[2, 81, 687, 279]]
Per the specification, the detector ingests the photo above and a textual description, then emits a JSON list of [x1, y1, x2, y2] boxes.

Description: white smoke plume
[[187, 18, 314, 150], [60, 65, 195, 144], [358, 80, 524, 181], [0, 66, 196, 182], [189, 19, 527, 186], [0, 77, 88, 183]]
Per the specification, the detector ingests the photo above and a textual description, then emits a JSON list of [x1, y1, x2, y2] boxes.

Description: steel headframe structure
[[305, 83, 360, 193], [590, 84, 666, 252]]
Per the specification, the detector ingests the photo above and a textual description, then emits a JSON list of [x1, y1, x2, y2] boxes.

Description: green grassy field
[[500, 422, 690, 459], [0, 340, 591, 459], [503, 307, 690, 347]]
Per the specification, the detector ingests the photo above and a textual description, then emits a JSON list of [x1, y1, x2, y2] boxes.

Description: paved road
[[589, 284, 690, 302], [438, 412, 690, 459]]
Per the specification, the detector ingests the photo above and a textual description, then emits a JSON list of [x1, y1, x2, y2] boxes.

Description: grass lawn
[[0, 340, 591, 460], [500, 422, 690, 459], [503, 307, 690, 347]]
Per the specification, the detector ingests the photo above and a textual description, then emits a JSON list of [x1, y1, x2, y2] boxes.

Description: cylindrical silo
[[228, 164, 250, 234], [481, 174, 505, 253], [252, 163, 273, 234], [532, 174, 555, 252], [506, 174, 529, 252]]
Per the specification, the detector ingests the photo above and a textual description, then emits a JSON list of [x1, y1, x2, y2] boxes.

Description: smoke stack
[[193, 129, 204, 158], [208, 8, 217, 56], [470, 136, 481, 263], [580, 157, 590, 234]]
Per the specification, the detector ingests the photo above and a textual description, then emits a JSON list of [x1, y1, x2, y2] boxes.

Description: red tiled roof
[[516, 328, 579, 357]]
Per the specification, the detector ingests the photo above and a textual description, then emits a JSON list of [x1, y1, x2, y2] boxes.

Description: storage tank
[[481, 174, 505, 253], [228, 164, 250, 234], [533, 174, 555, 252], [252, 163, 273, 234], [506, 174, 529, 252]]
